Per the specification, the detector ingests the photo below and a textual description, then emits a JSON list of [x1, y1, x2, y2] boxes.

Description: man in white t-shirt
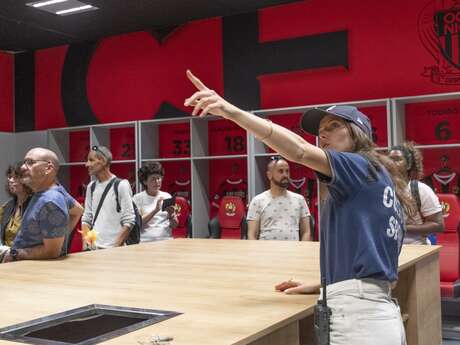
[[389, 142, 444, 244], [133, 162, 178, 242], [247, 157, 311, 241], [81, 146, 136, 249]]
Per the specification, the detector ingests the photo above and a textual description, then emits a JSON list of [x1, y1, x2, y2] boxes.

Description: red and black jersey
[[168, 179, 191, 203], [288, 177, 317, 200], [213, 178, 248, 209], [424, 172, 460, 196], [287, 162, 316, 198]]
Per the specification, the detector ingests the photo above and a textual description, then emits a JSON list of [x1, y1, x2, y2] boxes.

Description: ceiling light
[[56, 4, 93, 15], [32, 0, 69, 7]]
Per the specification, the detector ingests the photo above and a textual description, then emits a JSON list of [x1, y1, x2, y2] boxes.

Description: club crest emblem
[[174, 203, 182, 217], [441, 200, 451, 217], [225, 202, 237, 216], [419, 0, 460, 84]]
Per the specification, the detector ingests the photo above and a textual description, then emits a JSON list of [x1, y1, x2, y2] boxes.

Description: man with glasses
[[247, 157, 311, 241], [81, 146, 135, 249], [2, 148, 72, 262]]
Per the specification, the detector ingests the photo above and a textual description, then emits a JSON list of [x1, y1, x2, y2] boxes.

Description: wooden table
[[0, 240, 441, 345]]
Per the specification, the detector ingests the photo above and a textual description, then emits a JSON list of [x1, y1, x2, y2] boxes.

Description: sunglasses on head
[[92, 145, 108, 159]]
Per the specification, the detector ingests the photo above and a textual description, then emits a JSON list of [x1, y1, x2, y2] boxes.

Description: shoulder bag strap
[[410, 180, 422, 213], [91, 178, 116, 229]]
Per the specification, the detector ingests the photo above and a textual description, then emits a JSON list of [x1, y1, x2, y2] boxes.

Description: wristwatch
[[10, 248, 18, 261]]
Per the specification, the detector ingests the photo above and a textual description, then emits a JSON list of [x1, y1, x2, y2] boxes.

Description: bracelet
[[257, 120, 273, 141]]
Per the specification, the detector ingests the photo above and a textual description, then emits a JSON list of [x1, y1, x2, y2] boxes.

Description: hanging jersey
[[213, 178, 248, 209], [288, 176, 306, 195], [424, 172, 460, 196], [288, 177, 317, 200], [168, 179, 191, 203]]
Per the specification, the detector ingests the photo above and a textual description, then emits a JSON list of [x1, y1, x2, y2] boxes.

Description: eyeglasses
[[22, 159, 49, 168], [270, 156, 282, 161]]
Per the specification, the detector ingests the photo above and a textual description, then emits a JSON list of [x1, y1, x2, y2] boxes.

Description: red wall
[[258, 0, 460, 107], [0, 52, 14, 132], [35, 46, 69, 130], [19, 0, 460, 128]]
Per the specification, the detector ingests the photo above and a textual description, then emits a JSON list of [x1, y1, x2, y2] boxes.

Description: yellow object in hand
[[85, 230, 98, 245]]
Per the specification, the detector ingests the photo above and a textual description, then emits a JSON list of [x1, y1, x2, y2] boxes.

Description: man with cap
[[81, 146, 135, 249], [184, 70, 412, 345]]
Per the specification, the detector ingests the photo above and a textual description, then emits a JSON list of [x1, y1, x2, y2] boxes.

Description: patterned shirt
[[247, 190, 310, 240], [13, 187, 68, 256]]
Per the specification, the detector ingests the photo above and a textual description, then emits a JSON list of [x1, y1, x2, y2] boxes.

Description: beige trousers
[[319, 278, 406, 345]]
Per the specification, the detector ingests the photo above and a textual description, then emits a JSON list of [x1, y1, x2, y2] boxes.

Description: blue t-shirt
[[13, 186, 69, 256], [56, 184, 77, 210], [318, 150, 405, 285]]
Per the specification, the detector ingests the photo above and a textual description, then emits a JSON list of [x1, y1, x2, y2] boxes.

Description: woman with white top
[[133, 162, 178, 242]]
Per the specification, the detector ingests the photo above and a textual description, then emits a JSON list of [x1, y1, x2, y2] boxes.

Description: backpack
[[90, 177, 142, 245]]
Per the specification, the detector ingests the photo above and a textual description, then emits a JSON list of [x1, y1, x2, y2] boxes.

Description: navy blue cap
[[301, 105, 373, 140]]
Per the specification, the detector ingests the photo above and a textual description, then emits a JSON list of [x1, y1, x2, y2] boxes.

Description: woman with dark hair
[[0, 163, 33, 247], [184, 70, 413, 344], [133, 162, 178, 242], [389, 141, 444, 244]]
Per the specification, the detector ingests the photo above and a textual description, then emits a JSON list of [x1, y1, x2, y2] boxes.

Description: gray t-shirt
[[247, 190, 310, 240]]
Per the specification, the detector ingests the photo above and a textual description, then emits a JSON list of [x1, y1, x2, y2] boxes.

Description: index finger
[[186, 69, 208, 91]]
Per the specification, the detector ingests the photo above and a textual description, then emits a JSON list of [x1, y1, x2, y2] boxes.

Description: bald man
[[2, 148, 74, 262], [247, 157, 311, 241]]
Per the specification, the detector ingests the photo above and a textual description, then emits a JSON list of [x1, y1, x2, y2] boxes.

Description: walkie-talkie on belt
[[314, 278, 331, 345]]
